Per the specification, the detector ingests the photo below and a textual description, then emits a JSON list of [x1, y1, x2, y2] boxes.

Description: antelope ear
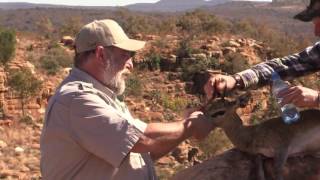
[[237, 91, 251, 108]]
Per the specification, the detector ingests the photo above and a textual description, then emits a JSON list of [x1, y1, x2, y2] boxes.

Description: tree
[[0, 28, 16, 65], [8, 68, 42, 116]]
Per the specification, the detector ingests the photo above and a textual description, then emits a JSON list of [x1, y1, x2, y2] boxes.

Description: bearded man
[[40, 19, 215, 180]]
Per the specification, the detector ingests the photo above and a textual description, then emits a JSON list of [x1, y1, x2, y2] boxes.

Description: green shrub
[[221, 53, 250, 74], [41, 57, 60, 75], [161, 95, 189, 112], [181, 57, 208, 81], [176, 38, 194, 59], [125, 73, 143, 97], [138, 51, 162, 71], [20, 115, 34, 125], [148, 53, 161, 71], [39, 46, 73, 75], [0, 28, 16, 65], [149, 90, 162, 104], [149, 90, 190, 112], [8, 68, 42, 116]]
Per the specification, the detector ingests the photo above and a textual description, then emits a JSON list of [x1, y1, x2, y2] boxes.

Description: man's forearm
[[146, 120, 193, 160], [131, 120, 193, 160], [144, 121, 192, 138]]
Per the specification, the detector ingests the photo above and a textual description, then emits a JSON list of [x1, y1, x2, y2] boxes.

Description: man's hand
[[204, 74, 237, 100], [278, 85, 319, 108], [188, 111, 215, 140], [131, 111, 215, 160]]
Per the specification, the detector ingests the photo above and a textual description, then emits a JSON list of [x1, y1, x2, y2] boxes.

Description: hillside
[[207, 1, 314, 40], [0, 1, 314, 42], [1, 1, 320, 179]]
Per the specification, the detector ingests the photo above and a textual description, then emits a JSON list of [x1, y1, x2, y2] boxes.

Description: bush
[[124, 73, 143, 97], [39, 46, 73, 75], [20, 115, 34, 125], [149, 90, 190, 112], [147, 53, 161, 71], [0, 28, 16, 65], [221, 53, 250, 74], [137, 51, 162, 71], [149, 90, 162, 104], [41, 58, 61, 75], [8, 68, 42, 116], [181, 57, 209, 81], [161, 95, 189, 112], [176, 38, 195, 59]]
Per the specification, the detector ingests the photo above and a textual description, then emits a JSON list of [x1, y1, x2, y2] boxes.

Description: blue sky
[[0, 0, 271, 6]]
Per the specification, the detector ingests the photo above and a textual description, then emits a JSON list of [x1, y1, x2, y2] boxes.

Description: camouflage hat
[[294, 0, 320, 22], [75, 19, 145, 53]]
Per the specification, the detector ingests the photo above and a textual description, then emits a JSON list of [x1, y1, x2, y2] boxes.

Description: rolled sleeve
[[70, 92, 144, 168], [131, 118, 147, 133]]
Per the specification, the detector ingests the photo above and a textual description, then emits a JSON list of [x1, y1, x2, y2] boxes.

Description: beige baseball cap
[[75, 19, 146, 53]]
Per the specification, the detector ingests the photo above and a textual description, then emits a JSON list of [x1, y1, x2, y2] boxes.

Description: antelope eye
[[211, 110, 226, 118]]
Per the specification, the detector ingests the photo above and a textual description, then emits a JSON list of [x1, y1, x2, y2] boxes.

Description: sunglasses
[[105, 46, 136, 58], [129, 51, 136, 58]]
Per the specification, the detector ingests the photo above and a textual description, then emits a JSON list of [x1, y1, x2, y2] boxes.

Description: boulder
[[145, 35, 159, 40], [222, 47, 237, 55], [160, 55, 177, 71], [211, 36, 220, 42], [25, 61, 35, 74], [191, 53, 207, 60], [228, 40, 241, 48], [0, 140, 7, 148], [172, 149, 320, 180], [60, 36, 74, 47]]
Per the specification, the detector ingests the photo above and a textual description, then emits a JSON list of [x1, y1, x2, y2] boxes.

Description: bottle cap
[[271, 71, 280, 81]]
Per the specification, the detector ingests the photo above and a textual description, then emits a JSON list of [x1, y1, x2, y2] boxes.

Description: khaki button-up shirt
[[40, 68, 156, 180]]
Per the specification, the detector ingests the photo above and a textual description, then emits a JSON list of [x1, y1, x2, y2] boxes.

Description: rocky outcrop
[[172, 149, 320, 180]]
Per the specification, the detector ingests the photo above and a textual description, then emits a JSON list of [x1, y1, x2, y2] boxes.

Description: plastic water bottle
[[271, 72, 300, 124]]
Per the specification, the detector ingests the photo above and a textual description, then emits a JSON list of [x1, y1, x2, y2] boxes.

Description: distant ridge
[[0, 0, 270, 12], [0, 2, 65, 9], [0, 2, 115, 10], [126, 0, 233, 12]]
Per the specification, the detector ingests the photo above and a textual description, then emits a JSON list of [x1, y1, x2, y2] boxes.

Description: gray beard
[[108, 71, 126, 95], [102, 57, 128, 95]]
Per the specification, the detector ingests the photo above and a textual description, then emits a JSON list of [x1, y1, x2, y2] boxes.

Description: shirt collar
[[70, 67, 118, 100]]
